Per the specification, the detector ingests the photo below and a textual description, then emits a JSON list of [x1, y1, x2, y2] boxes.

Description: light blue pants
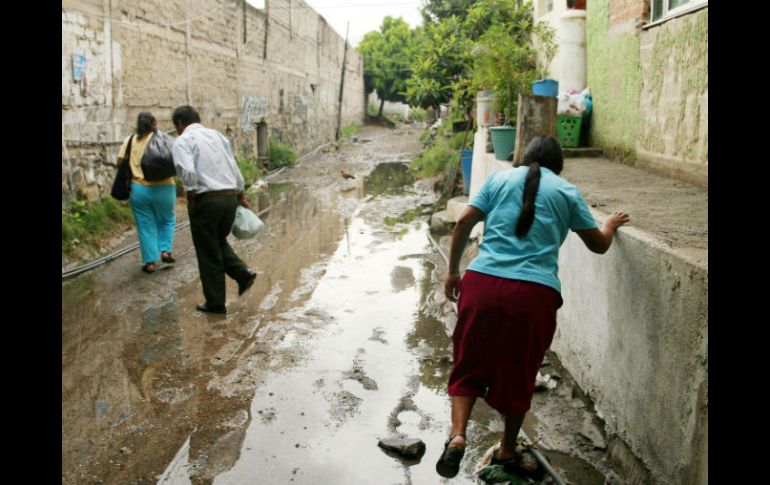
[[130, 183, 176, 264]]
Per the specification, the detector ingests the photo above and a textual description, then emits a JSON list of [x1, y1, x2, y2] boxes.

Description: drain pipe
[[426, 232, 566, 485], [62, 205, 274, 281]]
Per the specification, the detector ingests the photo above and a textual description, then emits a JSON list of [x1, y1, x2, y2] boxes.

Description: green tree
[[470, 1, 556, 124], [405, 16, 470, 112], [357, 17, 421, 118], [420, 0, 476, 25]]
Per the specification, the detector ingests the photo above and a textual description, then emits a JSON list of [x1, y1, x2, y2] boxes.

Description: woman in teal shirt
[[436, 135, 629, 478]]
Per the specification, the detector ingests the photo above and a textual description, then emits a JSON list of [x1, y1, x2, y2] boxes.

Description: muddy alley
[[63, 125, 618, 485]]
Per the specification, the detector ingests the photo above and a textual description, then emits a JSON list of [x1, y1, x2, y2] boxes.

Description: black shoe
[[161, 251, 176, 263], [436, 434, 465, 478], [196, 303, 227, 314], [238, 269, 257, 296]]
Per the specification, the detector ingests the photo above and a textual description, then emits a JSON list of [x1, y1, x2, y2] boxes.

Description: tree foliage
[[357, 17, 421, 116], [407, 0, 556, 122]]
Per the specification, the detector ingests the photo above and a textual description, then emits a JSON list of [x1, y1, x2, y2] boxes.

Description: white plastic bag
[[232, 206, 264, 239], [557, 92, 586, 116]]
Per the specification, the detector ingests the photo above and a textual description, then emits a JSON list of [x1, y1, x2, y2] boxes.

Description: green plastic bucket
[[490, 126, 516, 161]]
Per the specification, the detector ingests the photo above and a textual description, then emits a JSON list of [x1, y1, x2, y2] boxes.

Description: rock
[[579, 416, 607, 450], [377, 437, 426, 460], [534, 372, 557, 391], [361, 377, 379, 390], [429, 210, 453, 236]]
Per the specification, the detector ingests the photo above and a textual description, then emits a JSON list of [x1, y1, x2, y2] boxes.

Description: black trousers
[[189, 194, 249, 306]]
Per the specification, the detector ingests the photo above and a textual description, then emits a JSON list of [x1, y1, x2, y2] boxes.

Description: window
[[651, 0, 707, 22], [546, 0, 553, 12]]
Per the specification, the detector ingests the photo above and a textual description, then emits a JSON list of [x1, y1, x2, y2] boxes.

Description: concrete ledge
[[446, 196, 468, 222], [635, 150, 707, 188], [563, 147, 604, 158], [554, 211, 707, 485]]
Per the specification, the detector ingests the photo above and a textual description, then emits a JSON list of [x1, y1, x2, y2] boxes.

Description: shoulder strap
[[125, 135, 134, 162]]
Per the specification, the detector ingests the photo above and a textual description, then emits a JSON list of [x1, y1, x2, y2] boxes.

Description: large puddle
[[63, 161, 608, 485]]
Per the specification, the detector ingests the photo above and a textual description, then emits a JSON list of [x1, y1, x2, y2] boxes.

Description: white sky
[[247, 0, 424, 47]]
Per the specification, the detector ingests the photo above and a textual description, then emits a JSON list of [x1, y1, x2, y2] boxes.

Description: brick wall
[[62, 0, 365, 203]]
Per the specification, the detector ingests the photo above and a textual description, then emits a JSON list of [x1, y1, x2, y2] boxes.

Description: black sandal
[[161, 252, 176, 263], [142, 262, 156, 273], [436, 433, 465, 478]]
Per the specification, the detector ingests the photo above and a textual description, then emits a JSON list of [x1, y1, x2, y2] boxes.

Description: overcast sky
[[247, 0, 424, 47]]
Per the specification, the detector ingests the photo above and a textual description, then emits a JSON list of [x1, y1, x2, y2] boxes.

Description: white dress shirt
[[172, 123, 245, 195]]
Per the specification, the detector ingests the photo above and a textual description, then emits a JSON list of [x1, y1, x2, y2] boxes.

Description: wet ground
[[63, 125, 623, 485]]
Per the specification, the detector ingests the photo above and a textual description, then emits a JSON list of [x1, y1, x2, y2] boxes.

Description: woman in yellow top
[[117, 112, 176, 273]]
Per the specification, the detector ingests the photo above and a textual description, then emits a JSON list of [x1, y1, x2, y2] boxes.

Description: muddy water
[[63, 157, 608, 485]]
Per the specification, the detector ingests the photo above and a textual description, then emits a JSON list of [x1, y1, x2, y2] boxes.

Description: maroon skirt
[[448, 270, 562, 416]]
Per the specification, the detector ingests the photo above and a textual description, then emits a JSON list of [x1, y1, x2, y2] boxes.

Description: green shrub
[[411, 141, 456, 178], [236, 156, 263, 185], [411, 108, 427, 123], [341, 123, 361, 139], [62, 197, 134, 255], [448, 131, 469, 150], [419, 129, 433, 145], [268, 139, 298, 170]]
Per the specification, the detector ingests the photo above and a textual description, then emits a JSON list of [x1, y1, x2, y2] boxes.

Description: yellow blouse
[[118, 133, 175, 186]]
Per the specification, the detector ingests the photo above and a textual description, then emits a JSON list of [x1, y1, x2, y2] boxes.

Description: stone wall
[[62, 0, 365, 203]]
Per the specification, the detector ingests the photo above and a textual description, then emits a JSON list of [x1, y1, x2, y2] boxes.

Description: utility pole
[[335, 21, 350, 147]]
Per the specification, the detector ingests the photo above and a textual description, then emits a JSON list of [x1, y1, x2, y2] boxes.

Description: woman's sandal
[[142, 262, 157, 273], [436, 433, 466, 478], [161, 252, 176, 263]]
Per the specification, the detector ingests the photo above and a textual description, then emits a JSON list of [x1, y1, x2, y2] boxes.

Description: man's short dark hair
[[172, 105, 201, 127]]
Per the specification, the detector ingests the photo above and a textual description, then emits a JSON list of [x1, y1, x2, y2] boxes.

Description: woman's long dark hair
[[515, 135, 564, 238], [136, 112, 156, 137]]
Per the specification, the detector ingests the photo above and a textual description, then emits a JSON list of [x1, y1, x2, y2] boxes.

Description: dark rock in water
[[377, 437, 426, 460]]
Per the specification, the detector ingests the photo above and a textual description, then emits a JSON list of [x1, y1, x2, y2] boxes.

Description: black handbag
[[141, 131, 176, 181], [110, 135, 134, 201]]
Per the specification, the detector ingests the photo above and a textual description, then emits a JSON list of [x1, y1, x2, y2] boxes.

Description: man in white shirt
[[171, 105, 257, 314]]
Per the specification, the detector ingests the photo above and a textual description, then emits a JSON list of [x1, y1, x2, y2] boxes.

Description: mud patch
[[364, 162, 415, 198], [390, 265, 416, 292], [327, 390, 363, 426]]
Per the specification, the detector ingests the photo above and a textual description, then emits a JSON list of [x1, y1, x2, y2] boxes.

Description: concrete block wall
[[587, 0, 707, 187], [637, 8, 707, 186], [554, 218, 707, 485], [62, 0, 365, 203]]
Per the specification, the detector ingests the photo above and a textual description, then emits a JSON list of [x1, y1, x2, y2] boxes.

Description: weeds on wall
[[62, 197, 134, 256], [268, 139, 297, 170], [341, 123, 362, 139], [236, 156, 264, 186]]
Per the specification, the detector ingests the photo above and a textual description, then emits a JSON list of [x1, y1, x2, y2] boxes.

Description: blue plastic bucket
[[532, 79, 558, 97], [461, 149, 473, 196]]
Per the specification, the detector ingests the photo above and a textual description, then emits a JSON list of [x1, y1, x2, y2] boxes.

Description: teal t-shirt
[[467, 166, 597, 294]]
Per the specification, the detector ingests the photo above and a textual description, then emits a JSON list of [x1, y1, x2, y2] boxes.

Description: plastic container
[[476, 90, 496, 127], [532, 79, 559, 97], [490, 126, 517, 161], [461, 149, 473, 196], [557, 115, 582, 148]]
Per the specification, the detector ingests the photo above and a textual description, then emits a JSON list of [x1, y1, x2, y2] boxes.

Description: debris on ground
[[475, 441, 546, 483], [377, 437, 426, 460], [535, 372, 558, 391], [579, 416, 607, 450]]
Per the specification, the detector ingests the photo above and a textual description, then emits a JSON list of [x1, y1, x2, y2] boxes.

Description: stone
[[429, 210, 453, 236], [579, 416, 607, 450], [377, 437, 426, 460]]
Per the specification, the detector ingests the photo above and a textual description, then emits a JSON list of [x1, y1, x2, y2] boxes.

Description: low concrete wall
[[554, 215, 708, 485]]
